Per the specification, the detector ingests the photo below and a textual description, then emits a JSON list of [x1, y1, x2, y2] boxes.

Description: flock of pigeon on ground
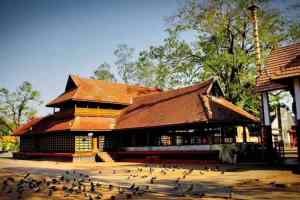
[[0, 164, 288, 200]]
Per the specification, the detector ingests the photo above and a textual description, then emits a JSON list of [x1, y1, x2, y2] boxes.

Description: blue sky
[[0, 0, 297, 116], [0, 0, 181, 115]]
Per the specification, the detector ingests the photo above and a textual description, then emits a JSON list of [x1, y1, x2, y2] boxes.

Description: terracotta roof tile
[[209, 96, 260, 122], [15, 78, 258, 136], [256, 42, 300, 92], [47, 75, 161, 106], [13, 115, 115, 136], [13, 118, 43, 136], [116, 79, 259, 129]]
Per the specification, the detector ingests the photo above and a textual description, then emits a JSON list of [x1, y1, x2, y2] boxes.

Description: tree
[[135, 29, 202, 89], [92, 0, 300, 115], [0, 82, 42, 136], [134, 0, 300, 114], [114, 44, 136, 84], [91, 63, 117, 82]]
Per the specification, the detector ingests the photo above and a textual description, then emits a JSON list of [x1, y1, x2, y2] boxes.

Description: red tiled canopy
[[47, 75, 161, 107], [13, 115, 115, 136], [116, 79, 259, 129], [14, 77, 259, 136], [256, 42, 300, 92]]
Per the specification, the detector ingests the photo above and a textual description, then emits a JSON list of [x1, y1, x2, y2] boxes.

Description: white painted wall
[[124, 145, 221, 151]]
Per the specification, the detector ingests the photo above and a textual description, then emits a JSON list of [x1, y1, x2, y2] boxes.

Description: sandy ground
[[0, 157, 300, 200]]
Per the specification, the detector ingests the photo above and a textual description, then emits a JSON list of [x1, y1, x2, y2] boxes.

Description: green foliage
[[164, 0, 299, 115], [114, 44, 136, 84], [0, 139, 19, 152], [91, 63, 117, 82], [0, 82, 42, 135], [135, 29, 203, 89], [92, 0, 300, 116]]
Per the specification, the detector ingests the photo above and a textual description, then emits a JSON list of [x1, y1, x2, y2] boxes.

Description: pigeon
[[7, 177, 15, 183], [24, 173, 31, 179], [118, 186, 124, 194], [271, 182, 287, 188], [150, 177, 156, 184], [90, 182, 96, 192], [95, 193, 102, 199], [48, 185, 57, 191], [128, 183, 135, 190], [33, 186, 40, 193], [183, 184, 194, 195], [59, 175, 64, 181], [108, 184, 113, 191], [110, 195, 116, 200], [1, 180, 8, 191], [47, 189, 53, 196], [173, 183, 181, 191], [6, 187, 13, 194], [51, 178, 58, 184]]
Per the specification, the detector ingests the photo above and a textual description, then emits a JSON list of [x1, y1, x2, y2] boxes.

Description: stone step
[[97, 151, 114, 162]]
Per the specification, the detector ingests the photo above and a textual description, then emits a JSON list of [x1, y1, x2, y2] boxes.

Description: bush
[[0, 136, 19, 152]]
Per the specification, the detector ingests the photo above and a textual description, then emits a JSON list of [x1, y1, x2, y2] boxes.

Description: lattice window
[[104, 135, 114, 149], [160, 135, 171, 146], [213, 133, 222, 144], [98, 136, 105, 150], [75, 136, 92, 152], [38, 135, 74, 153], [176, 135, 183, 145], [191, 136, 201, 145]]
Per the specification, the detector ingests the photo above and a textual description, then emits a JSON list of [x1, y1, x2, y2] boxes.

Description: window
[[39, 135, 74, 153], [176, 135, 183, 145], [160, 135, 171, 146], [75, 136, 92, 152]]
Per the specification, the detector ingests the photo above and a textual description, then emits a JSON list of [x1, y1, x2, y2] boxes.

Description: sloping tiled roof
[[14, 78, 259, 136], [13, 115, 114, 136], [116, 79, 259, 129], [209, 96, 259, 123], [256, 42, 300, 92], [13, 118, 43, 136], [47, 75, 161, 107]]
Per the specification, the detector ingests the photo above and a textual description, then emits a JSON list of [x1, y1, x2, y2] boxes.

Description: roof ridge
[[134, 78, 214, 102], [121, 78, 215, 116], [74, 75, 161, 91]]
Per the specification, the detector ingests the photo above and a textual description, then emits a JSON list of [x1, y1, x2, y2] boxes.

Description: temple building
[[13, 75, 259, 162], [255, 42, 300, 160]]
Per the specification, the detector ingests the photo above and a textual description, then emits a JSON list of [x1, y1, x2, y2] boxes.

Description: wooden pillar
[[171, 133, 176, 146], [131, 134, 136, 147], [221, 127, 225, 144], [146, 132, 150, 146], [293, 78, 300, 162], [242, 126, 247, 143], [261, 92, 273, 160]]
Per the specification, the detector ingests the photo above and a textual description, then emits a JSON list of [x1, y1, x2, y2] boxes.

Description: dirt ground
[[0, 158, 300, 200]]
